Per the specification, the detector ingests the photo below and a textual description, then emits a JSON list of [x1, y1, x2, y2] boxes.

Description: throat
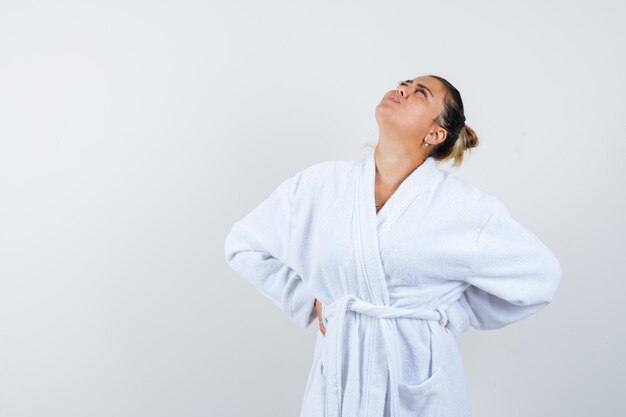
[[375, 183, 397, 213]]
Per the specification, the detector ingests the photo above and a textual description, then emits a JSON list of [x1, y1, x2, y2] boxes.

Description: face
[[375, 76, 447, 144]]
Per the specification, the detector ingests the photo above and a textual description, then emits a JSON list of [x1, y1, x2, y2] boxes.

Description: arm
[[224, 176, 318, 330], [451, 203, 562, 332]]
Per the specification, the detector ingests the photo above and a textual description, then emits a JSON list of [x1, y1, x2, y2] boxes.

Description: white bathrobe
[[223, 152, 562, 417]]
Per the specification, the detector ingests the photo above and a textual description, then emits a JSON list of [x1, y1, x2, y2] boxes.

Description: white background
[[0, 0, 624, 416]]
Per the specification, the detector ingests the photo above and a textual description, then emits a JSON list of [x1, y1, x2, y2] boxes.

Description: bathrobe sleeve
[[455, 202, 562, 331], [223, 175, 318, 330]]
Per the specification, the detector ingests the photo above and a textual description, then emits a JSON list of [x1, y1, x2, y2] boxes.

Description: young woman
[[224, 75, 562, 417]]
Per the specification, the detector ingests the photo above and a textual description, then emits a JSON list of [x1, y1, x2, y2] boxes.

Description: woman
[[224, 75, 562, 417]]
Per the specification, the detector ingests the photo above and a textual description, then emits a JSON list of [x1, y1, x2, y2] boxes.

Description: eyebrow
[[404, 79, 433, 99]]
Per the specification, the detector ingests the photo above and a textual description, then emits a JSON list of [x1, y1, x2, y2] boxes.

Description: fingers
[[314, 299, 326, 337]]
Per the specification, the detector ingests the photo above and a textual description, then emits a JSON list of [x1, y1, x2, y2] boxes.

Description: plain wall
[[0, 0, 624, 416]]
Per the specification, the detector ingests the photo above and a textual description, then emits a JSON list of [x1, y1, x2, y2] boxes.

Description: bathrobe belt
[[321, 294, 450, 417]]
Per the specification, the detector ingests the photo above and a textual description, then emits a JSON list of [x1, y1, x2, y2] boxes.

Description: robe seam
[[355, 159, 376, 416], [355, 160, 376, 304], [362, 319, 375, 416]]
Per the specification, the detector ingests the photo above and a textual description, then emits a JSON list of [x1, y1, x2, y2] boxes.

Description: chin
[[374, 106, 394, 123]]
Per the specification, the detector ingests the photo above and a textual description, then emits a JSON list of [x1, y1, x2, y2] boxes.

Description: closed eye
[[397, 80, 428, 97]]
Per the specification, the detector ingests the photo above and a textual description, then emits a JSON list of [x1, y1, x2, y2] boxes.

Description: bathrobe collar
[[364, 151, 443, 233]]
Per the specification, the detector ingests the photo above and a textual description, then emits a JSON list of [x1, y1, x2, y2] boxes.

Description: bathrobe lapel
[[357, 152, 443, 305]]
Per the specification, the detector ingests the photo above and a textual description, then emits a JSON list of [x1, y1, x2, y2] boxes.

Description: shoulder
[[434, 168, 506, 225], [294, 159, 357, 178], [289, 158, 359, 194]]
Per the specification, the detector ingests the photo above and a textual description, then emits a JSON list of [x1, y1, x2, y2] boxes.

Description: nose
[[395, 84, 407, 97]]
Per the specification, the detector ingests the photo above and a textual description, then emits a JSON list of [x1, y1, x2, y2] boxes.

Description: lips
[[388, 94, 400, 103]]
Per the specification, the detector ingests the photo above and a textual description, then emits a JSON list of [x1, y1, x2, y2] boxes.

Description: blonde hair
[[445, 123, 479, 167]]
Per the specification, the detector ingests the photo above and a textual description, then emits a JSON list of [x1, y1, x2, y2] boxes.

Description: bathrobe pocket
[[396, 363, 452, 417]]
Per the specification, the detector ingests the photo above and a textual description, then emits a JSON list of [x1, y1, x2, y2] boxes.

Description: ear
[[429, 127, 447, 146]]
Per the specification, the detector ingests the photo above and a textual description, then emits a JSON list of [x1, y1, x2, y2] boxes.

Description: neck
[[374, 133, 428, 185]]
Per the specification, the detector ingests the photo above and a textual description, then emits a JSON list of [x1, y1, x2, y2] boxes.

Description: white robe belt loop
[[321, 294, 450, 417]]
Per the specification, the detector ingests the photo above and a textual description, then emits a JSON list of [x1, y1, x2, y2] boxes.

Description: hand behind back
[[314, 299, 326, 337]]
